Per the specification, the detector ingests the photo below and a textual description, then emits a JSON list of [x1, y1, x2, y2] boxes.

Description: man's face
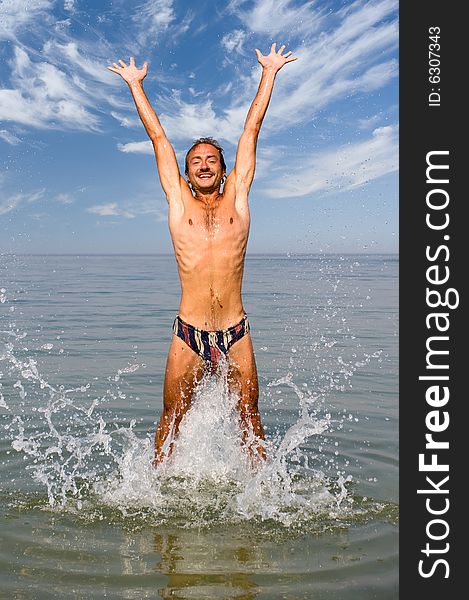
[[186, 144, 225, 193]]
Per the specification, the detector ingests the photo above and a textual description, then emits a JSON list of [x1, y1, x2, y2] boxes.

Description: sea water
[[0, 254, 398, 599]]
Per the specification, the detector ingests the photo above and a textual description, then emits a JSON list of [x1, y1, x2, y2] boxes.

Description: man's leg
[[227, 333, 266, 462], [154, 334, 205, 464]]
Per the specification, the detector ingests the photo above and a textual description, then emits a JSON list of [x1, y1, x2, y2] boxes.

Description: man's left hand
[[255, 43, 298, 72]]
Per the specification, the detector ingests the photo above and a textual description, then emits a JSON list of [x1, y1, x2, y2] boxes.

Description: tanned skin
[[108, 44, 298, 465]]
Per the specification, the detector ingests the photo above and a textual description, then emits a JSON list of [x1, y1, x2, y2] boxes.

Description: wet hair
[[184, 137, 226, 175]]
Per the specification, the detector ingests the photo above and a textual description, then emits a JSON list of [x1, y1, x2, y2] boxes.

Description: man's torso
[[168, 185, 250, 330]]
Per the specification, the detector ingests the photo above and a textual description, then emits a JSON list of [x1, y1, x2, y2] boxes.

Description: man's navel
[[210, 285, 223, 309]]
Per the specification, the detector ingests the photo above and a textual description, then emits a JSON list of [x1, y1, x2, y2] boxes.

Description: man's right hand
[[107, 57, 148, 86]]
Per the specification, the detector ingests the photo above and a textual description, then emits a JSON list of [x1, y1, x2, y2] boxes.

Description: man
[[108, 43, 298, 465]]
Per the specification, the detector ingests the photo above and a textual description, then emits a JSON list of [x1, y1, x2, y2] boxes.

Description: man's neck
[[193, 188, 222, 205]]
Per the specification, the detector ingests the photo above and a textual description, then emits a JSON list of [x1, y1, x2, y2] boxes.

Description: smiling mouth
[[197, 173, 214, 180]]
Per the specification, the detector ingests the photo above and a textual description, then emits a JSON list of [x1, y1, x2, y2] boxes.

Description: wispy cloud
[[139, 0, 398, 150], [0, 47, 100, 130], [357, 110, 395, 130], [117, 140, 153, 154], [264, 125, 398, 198], [0, 189, 45, 215], [87, 197, 167, 221], [55, 193, 74, 205], [151, 90, 232, 143], [227, 0, 323, 37], [111, 112, 141, 128], [221, 29, 247, 54], [63, 0, 75, 12], [87, 203, 136, 218], [222, 0, 398, 134], [1, 2, 146, 134], [0, 129, 21, 145], [0, 0, 52, 41], [132, 0, 176, 46], [43, 40, 117, 85], [2, 0, 397, 149]]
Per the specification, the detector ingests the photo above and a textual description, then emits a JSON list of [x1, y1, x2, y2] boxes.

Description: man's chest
[[172, 204, 248, 242]]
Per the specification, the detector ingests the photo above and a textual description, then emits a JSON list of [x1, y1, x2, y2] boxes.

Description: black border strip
[[400, 2, 463, 594]]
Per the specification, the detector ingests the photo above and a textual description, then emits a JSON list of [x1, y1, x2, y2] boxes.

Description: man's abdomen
[[177, 260, 246, 330]]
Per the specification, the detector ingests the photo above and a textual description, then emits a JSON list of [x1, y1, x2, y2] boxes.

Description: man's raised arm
[[107, 58, 183, 204], [229, 43, 298, 201]]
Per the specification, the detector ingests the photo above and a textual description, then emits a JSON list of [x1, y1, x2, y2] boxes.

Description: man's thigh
[[227, 333, 259, 398], [164, 335, 205, 409]]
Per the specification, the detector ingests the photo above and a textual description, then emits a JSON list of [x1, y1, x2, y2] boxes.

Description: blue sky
[[0, 0, 398, 254]]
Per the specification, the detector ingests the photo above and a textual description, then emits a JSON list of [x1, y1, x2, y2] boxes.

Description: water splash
[[1, 279, 388, 531]]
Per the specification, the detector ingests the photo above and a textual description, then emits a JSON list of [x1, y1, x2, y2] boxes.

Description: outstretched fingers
[[107, 56, 149, 83], [107, 61, 125, 72], [255, 42, 299, 70], [269, 42, 299, 62], [276, 43, 299, 62], [107, 62, 121, 73]]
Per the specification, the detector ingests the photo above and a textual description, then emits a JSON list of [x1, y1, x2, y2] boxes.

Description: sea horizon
[[2, 251, 400, 257]]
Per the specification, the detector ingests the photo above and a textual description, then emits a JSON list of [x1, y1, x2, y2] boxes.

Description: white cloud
[[0, 129, 21, 145], [148, 0, 398, 148], [0, 189, 45, 215], [358, 110, 395, 130], [335, 0, 397, 42], [188, 87, 204, 98], [221, 29, 246, 53], [43, 40, 117, 85], [111, 112, 141, 128], [0, 46, 100, 130], [117, 141, 153, 154], [0, 0, 51, 41], [129, 1, 194, 51], [254, 6, 398, 131], [264, 125, 398, 199], [87, 198, 166, 221], [87, 203, 135, 218], [132, 0, 175, 45], [55, 193, 74, 205], [128, 90, 236, 145], [228, 0, 322, 37]]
